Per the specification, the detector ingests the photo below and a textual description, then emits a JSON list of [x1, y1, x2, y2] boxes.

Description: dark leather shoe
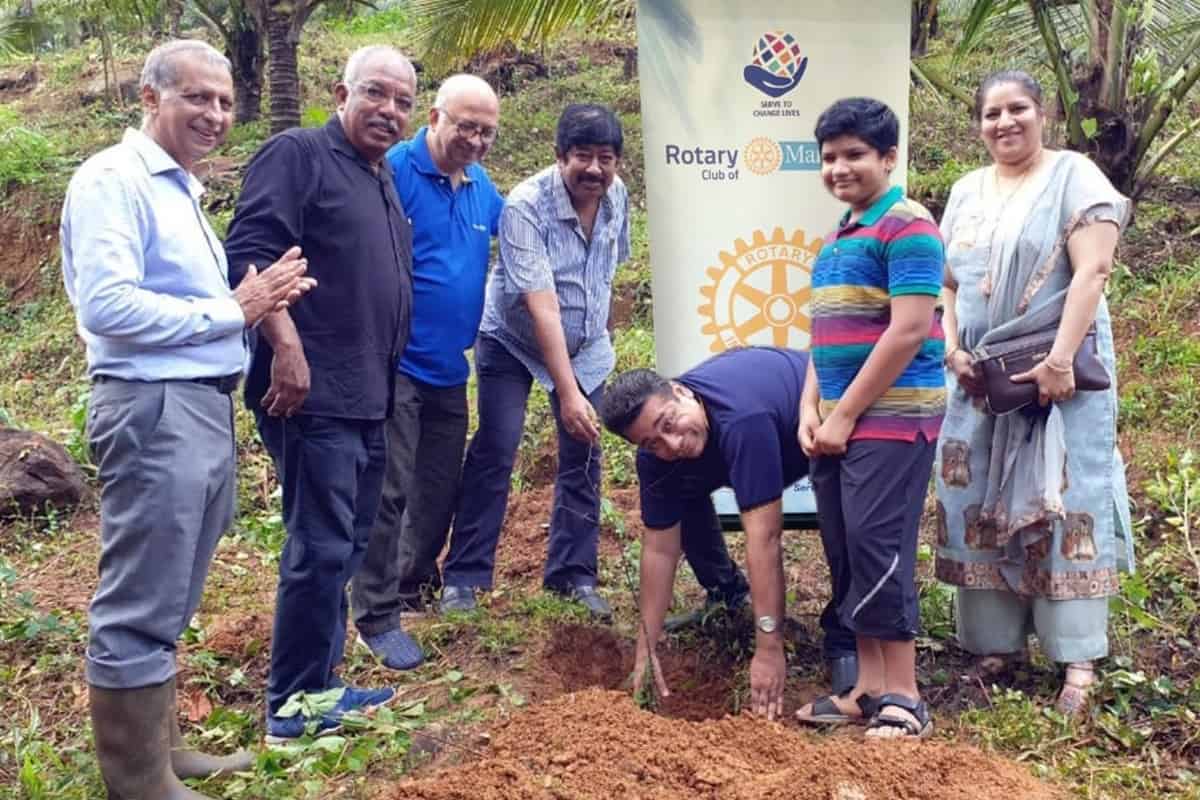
[[439, 585, 477, 614], [827, 653, 859, 696], [568, 585, 612, 621]]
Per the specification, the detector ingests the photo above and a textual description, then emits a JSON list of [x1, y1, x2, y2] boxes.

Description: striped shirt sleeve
[[885, 215, 944, 297], [497, 197, 555, 294], [617, 187, 631, 264]]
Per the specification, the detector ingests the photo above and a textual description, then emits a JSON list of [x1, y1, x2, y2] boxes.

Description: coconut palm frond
[[957, 0, 1087, 69], [410, 0, 627, 71], [957, 0, 1023, 55], [0, 12, 34, 57], [962, 0, 1200, 67], [1147, 0, 1200, 50]]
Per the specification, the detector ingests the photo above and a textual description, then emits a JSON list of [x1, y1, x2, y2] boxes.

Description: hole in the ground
[[536, 622, 746, 720]]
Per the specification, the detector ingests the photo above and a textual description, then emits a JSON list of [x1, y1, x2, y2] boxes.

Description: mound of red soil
[[388, 690, 1065, 800], [388, 688, 1066, 800]]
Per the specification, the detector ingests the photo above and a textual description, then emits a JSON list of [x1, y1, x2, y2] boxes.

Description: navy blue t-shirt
[[638, 347, 810, 530]]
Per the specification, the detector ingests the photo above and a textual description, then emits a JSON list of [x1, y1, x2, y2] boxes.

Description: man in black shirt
[[601, 347, 857, 721], [225, 45, 416, 742]]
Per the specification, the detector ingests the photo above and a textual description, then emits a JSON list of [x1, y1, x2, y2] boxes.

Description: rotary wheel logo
[[744, 137, 782, 175], [698, 227, 822, 352]]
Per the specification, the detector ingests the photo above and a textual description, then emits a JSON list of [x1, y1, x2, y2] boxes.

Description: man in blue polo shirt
[[350, 74, 504, 667], [600, 347, 858, 720]]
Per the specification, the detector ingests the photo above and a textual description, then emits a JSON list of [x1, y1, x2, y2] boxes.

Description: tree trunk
[[266, 1, 301, 134], [231, 17, 265, 123], [1066, 3, 1137, 195], [910, 0, 939, 57], [99, 24, 117, 105], [166, 0, 184, 38]]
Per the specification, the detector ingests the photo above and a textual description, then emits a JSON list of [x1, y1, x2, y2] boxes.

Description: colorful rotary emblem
[[744, 31, 808, 98], [698, 228, 822, 352]]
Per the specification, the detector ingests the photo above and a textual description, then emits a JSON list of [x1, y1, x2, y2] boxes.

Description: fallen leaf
[[179, 688, 213, 722]]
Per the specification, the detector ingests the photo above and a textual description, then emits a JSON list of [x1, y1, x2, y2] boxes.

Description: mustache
[[367, 117, 399, 134]]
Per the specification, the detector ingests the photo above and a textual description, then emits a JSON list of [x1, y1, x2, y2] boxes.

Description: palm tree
[[409, 0, 629, 73], [193, 0, 267, 124], [959, 0, 1200, 200], [261, 0, 337, 133]]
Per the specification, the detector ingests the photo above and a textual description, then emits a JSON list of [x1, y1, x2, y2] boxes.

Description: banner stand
[[636, 0, 912, 530]]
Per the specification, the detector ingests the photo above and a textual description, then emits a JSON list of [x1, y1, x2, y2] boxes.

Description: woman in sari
[[935, 70, 1134, 714]]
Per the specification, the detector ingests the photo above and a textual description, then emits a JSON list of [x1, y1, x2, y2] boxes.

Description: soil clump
[[389, 687, 1067, 800]]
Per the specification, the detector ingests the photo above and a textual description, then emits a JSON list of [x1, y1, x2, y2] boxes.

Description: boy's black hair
[[973, 69, 1044, 121], [599, 368, 673, 438], [556, 103, 624, 158], [813, 97, 899, 154]]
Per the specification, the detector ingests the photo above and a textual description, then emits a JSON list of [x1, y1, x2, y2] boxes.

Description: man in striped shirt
[[795, 97, 945, 739], [439, 104, 631, 619]]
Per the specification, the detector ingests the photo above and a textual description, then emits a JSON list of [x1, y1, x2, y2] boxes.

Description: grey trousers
[[351, 374, 468, 633], [85, 378, 235, 689]]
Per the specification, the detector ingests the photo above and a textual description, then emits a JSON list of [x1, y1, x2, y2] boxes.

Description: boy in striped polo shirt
[[795, 97, 945, 739]]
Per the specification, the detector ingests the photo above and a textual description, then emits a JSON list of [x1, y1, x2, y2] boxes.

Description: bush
[[0, 104, 57, 191], [325, 2, 410, 35]]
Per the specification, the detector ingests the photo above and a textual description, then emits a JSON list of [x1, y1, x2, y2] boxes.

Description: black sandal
[[865, 693, 933, 739], [796, 692, 880, 726]]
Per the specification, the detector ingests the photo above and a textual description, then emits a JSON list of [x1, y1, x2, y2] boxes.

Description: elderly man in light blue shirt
[[439, 103, 630, 619], [61, 39, 309, 800]]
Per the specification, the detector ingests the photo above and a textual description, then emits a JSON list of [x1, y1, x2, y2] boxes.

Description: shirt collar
[[550, 166, 611, 221], [839, 185, 903, 229], [324, 115, 393, 178], [123, 128, 204, 198], [409, 127, 474, 184]]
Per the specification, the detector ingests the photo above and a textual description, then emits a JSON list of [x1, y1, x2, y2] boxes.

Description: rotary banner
[[636, 0, 911, 522]]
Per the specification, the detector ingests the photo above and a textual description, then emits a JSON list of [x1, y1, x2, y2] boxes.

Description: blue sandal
[[866, 693, 933, 739]]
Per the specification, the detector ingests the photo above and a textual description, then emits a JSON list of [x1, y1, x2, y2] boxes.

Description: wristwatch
[[756, 615, 778, 634]]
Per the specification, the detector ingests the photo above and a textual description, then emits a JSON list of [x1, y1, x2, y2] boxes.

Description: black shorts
[[811, 434, 936, 641]]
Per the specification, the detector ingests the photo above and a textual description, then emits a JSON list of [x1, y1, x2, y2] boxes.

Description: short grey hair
[[141, 39, 230, 93], [342, 45, 417, 89]]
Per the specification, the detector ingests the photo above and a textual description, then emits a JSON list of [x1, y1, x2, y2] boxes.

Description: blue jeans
[[256, 412, 387, 714], [443, 335, 601, 592]]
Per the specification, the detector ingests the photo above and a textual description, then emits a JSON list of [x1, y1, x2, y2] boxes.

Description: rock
[[0, 67, 37, 94], [833, 783, 868, 800], [79, 77, 139, 106], [0, 427, 86, 518]]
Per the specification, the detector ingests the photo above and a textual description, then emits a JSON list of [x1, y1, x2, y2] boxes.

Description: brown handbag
[[975, 325, 1110, 415]]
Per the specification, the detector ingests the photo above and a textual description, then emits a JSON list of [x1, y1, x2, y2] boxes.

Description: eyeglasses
[[436, 107, 499, 144], [353, 81, 414, 113]]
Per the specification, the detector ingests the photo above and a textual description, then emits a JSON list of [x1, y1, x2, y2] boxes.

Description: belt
[[93, 374, 242, 395], [193, 374, 242, 394]]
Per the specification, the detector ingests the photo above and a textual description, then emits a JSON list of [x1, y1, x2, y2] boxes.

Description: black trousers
[[812, 434, 937, 644], [257, 412, 387, 714]]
